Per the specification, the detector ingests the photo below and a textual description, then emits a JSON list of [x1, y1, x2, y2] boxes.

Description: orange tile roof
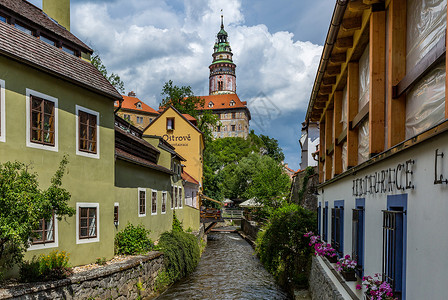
[[182, 114, 196, 121], [116, 95, 159, 115], [182, 170, 199, 185], [197, 94, 248, 110]]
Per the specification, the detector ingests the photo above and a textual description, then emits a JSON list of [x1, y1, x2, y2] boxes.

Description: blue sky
[[30, 0, 335, 170]]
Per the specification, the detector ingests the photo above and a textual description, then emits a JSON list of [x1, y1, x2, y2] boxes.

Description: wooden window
[[162, 192, 167, 213], [232, 112, 236, 119], [352, 206, 365, 278], [32, 213, 55, 245], [114, 204, 119, 225], [78, 110, 97, 154], [231, 125, 236, 131], [167, 117, 175, 130], [152, 191, 157, 214], [179, 188, 183, 208], [331, 205, 344, 258], [139, 189, 146, 216], [30, 95, 55, 146], [174, 187, 178, 208], [79, 207, 97, 239]]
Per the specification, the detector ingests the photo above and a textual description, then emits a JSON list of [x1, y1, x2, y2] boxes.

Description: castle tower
[[209, 15, 236, 95]]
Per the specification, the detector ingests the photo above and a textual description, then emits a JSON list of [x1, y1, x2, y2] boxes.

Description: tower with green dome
[[209, 15, 236, 95]]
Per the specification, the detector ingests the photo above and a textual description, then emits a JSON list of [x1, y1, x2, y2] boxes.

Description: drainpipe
[[305, 0, 348, 123]]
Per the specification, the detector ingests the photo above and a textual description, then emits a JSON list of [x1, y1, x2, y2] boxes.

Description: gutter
[[305, 0, 348, 123], [114, 98, 123, 114]]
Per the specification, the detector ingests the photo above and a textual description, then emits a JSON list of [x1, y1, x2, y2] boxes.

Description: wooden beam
[[394, 36, 445, 99], [326, 65, 341, 75], [388, 0, 406, 148], [330, 52, 347, 64], [335, 36, 354, 49], [333, 91, 343, 175], [322, 76, 337, 85], [337, 129, 347, 145], [326, 143, 335, 156], [315, 101, 327, 109], [319, 86, 333, 95], [369, 10, 386, 155], [319, 122, 325, 183], [351, 102, 369, 129], [325, 110, 334, 180], [348, 0, 370, 12], [347, 62, 359, 168], [342, 17, 362, 30]]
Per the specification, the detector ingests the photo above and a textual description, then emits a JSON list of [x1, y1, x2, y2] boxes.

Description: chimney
[[43, 0, 70, 31], [128, 91, 136, 97]]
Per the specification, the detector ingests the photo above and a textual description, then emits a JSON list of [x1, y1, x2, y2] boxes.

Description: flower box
[[327, 255, 338, 263], [340, 270, 357, 281]]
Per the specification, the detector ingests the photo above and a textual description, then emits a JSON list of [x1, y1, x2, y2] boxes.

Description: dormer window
[[230, 100, 235, 106], [208, 101, 214, 108], [136, 102, 142, 109]]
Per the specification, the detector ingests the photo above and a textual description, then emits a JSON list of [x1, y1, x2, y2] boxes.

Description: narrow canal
[[156, 232, 289, 300]]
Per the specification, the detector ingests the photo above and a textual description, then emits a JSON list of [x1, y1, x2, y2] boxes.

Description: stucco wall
[[0, 252, 163, 300], [0, 56, 116, 266], [317, 131, 448, 299]]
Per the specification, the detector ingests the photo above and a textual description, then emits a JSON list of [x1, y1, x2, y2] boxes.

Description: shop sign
[[352, 160, 415, 196], [163, 134, 191, 147]]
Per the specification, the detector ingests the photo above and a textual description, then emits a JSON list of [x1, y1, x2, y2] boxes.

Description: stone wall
[[0, 252, 164, 300], [290, 167, 318, 211], [241, 217, 259, 241], [309, 257, 344, 300]]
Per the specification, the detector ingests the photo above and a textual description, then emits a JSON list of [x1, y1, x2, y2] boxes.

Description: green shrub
[[20, 250, 71, 282], [115, 223, 154, 255], [158, 230, 200, 284], [256, 203, 316, 288], [172, 213, 183, 232]]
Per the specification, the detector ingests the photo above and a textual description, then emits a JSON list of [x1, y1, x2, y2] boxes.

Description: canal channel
[[156, 232, 289, 300]]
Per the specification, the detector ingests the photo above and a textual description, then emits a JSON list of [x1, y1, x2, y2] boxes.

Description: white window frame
[[138, 188, 146, 217], [162, 191, 167, 214], [0, 79, 5, 142], [26, 88, 58, 152], [171, 185, 175, 210], [75, 105, 100, 159], [76, 202, 100, 244], [28, 215, 59, 251], [151, 189, 158, 215]]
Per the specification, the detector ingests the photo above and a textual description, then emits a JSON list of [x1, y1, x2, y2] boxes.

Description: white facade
[[317, 131, 448, 299]]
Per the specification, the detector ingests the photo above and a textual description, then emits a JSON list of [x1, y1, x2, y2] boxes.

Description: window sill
[[76, 149, 100, 159]]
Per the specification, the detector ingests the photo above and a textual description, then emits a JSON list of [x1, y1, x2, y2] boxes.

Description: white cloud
[[71, 0, 324, 169]]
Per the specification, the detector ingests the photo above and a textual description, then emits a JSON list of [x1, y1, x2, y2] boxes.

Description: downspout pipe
[[114, 97, 123, 114], [305, 0, 348, 123]]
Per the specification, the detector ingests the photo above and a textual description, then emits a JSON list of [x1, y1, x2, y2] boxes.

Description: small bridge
[[199, 194, 224, 233]]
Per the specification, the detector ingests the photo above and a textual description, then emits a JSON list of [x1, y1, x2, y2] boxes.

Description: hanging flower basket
[[341, 270, 357, 281]]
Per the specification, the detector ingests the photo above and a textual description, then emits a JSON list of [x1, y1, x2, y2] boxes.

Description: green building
[[0, 0, 200, 271]]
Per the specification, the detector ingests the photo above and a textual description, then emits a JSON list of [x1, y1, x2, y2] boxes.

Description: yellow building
[[143, 106, 204, 187]]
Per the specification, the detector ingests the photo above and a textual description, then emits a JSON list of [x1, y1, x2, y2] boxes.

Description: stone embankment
[[0, 252, 163, 300]]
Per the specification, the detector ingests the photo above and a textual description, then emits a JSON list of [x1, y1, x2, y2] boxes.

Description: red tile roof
[[0, 21, 121, 100], [0, 0, 92, 52], [182, 170, 199, 185], [116, 95, 160, 115], [197, 94, 247, 110], [182, 114, 196, 121]]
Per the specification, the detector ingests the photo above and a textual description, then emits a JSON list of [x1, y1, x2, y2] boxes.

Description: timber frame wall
[[309, 0, 448, 184]]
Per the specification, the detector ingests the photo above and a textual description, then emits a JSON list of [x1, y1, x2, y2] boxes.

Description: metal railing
[[221, 208, 243, 219]]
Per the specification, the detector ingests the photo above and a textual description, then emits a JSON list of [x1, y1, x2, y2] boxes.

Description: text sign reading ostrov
[[163, 134, 191, 147], [352, 160, 415, 197]]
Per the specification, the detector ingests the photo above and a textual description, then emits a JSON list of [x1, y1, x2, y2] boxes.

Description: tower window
[[218, 81, 223, 91]]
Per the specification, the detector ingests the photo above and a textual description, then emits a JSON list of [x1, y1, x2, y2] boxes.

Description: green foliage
[[115, 223, 154, 255], [0, 157, 74, 278], [153, 270, 171, 292], [95, 257, 107, 265], [256, 203, 316, 288], [20, 250, 72, 282], [172, 213, 183, 232], [159, 80, 219, 144], [203, 131, 287, 203], [91, 52, 125, 93], [158, 231, 200, 284]]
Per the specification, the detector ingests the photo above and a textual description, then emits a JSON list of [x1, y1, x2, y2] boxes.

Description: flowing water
[[156, 232, 289, 300]]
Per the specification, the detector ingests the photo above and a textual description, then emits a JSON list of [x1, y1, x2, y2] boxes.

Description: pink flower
[[356, 284, 362, 290]]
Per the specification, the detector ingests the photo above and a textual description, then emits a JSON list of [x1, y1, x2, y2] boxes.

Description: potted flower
[[356, 274, 397, 300], [303, 232, 337, 263], [336, 255, 357, 281]]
